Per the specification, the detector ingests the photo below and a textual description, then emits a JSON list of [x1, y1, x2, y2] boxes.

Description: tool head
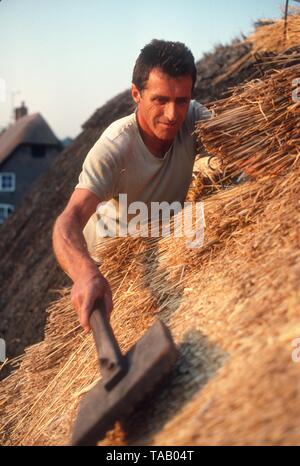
[[71, 320, 177, 446]]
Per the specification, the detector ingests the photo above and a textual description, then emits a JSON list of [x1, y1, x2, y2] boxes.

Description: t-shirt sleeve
[[184, 100, 211, 132], [188, 100, 212, 158], [75, 135, 123, 201], [183, 100, 212, 158]]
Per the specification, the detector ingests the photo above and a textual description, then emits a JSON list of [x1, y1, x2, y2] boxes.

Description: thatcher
[[1, 14, 300, 446]]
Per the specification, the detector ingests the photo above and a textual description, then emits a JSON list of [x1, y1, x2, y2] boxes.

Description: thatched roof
[[0, 150, 299, 445], [0, 14, 299, 381], [195, 15, 300, 103], [0, 14, 299, 446], [247, 13, 300, 53], [0, 113, 60, 166]]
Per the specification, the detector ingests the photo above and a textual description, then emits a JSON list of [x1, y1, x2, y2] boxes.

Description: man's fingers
[[83, 325, 91, 334], [71, 272, 113, 331], [79, 307, 92, 333], [79, 290, 111, 331]]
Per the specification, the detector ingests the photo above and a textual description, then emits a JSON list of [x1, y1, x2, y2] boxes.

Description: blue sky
[[0, 0, 284, 139]]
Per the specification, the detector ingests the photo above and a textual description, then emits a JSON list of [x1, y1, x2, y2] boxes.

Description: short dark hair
[[132, 39, 197, 92]]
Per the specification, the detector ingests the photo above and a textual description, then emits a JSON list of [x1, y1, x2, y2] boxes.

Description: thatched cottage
[[0, 102, 62, 223]]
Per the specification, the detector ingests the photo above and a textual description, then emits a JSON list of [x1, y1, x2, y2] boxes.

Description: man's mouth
[[159, 122, 177, 127]]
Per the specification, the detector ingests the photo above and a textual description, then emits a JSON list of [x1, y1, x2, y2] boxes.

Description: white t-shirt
[[75, 100, 211, 252]]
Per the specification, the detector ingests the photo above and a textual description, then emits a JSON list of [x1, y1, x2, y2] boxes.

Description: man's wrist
[[70, 256, 101, 282]]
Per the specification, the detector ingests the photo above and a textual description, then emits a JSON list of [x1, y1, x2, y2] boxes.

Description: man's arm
[[52, 188, 113, 332]]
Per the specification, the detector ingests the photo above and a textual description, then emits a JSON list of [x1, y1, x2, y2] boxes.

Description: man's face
[[132, 68, 193, 142]]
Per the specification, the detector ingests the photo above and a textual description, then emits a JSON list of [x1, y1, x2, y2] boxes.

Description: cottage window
[[0, 204, 14, 223], [0, 173, 15, 192]]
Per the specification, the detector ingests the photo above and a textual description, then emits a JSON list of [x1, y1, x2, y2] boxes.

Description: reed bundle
[[196, 63, 300, 180]]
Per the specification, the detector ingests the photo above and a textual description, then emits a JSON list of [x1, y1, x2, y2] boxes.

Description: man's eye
[[155, 97, 167, 104]]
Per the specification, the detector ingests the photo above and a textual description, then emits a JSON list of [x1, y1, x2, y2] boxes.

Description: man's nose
[[164, 103, 177, 122]]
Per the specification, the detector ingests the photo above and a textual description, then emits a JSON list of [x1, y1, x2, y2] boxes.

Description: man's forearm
[[52, 212, 99, 282]]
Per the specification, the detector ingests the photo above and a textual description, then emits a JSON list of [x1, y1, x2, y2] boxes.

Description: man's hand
[[71, 268, 113, 333]]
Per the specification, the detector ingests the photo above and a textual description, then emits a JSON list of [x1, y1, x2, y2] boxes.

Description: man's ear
[[131, 83, 141, 104]]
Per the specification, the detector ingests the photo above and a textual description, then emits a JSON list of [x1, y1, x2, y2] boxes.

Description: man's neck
[[136, 111, 173, 158]]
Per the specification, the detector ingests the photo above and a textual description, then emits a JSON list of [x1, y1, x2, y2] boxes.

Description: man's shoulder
[[187, 100, 211, 122], [101, 112, 137, 144], [182, 100, 211, 135]]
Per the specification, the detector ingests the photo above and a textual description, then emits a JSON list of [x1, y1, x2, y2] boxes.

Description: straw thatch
[[1, 61, 300, 442], [209, 13, 300, 90], [0, 156, 299, 445], [0, 113, 61, 166], [1, 13, 300, 446], [247, 13, 300, 54], [195, 61, 300, 184]]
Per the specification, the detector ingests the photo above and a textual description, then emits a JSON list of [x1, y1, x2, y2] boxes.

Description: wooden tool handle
[[90, 299, 127, 391]]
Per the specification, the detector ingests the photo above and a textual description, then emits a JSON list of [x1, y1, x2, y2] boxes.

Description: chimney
[[15, 101, 28, 122]]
